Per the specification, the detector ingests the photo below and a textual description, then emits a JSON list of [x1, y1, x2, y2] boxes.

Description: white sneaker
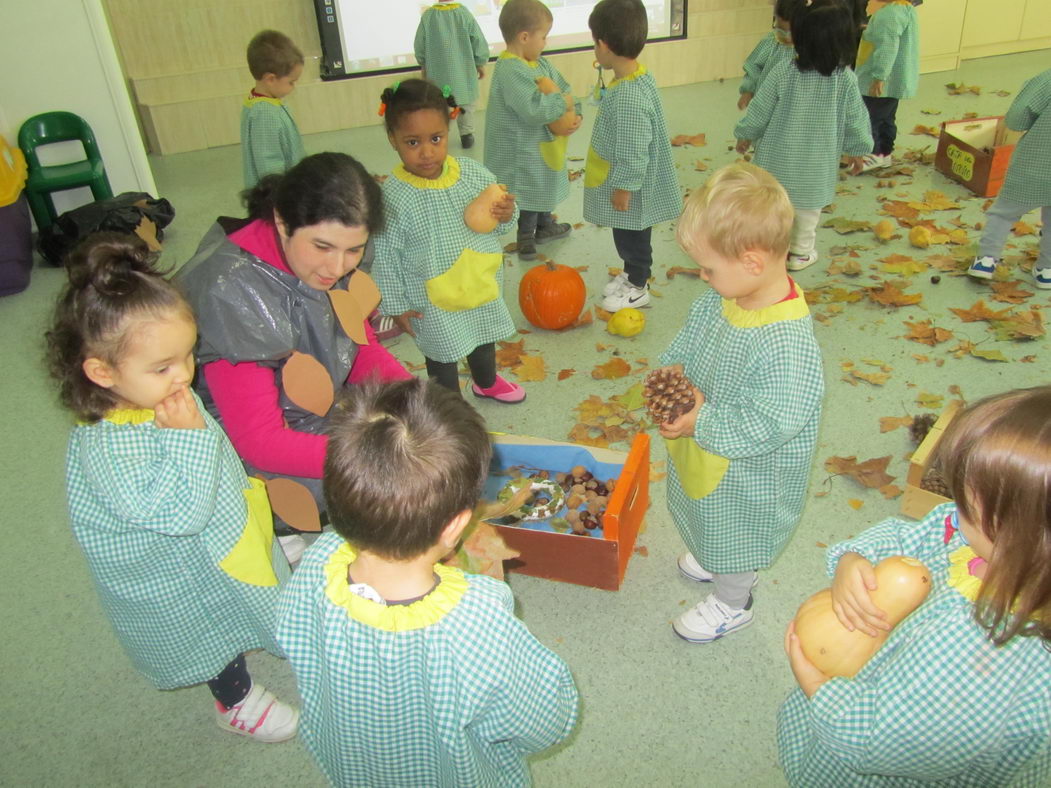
[[601, 283, 650, 311], [677, 552, 759, 589], [967, 255, 998, 280], [602, 272, 631, 297], [1035, 267, 1051, 290], [787, 251, 819, 271], [673, 594, 754, 643], [216, 683, 299, 742], [858, 153, 892, 173]]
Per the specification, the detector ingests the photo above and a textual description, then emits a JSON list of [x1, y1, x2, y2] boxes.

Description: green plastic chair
[[18, 111, 113, 231]]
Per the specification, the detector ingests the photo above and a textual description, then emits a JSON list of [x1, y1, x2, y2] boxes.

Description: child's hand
[[477, 66, 486, 80], [735, 138, 751, 154], [870, 79, 885, 97], [154, 387, 205, 430], [491, 191, 516, 224], [737, 93, 753, 110], [566, 114, 583, 135], [831, 551, 890, 636], [848, 156, 866, 175], [785, 620, 830, 698], [394, 310, 423, 338], [611, 189, 632, 212], [657, 384, 705, 439]]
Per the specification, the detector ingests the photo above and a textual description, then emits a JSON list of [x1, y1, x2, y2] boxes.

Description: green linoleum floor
[[2, 48, 1048, 787]]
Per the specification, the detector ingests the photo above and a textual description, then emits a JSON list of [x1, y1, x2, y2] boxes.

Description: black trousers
[[863, 95, 900, 156], [612, 227, 653, 288], [425, 342, 496, 392], [208, 654, 251, 709]]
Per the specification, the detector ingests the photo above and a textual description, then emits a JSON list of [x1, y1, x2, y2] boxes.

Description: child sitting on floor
[[276, 379, 579, 785]]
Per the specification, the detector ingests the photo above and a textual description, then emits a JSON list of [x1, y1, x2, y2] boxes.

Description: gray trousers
[[713, 570, 757, 609], [456, 102, 475, 136], [978, 195, 1050, 270]]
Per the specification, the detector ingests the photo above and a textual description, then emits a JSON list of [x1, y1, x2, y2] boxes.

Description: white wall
[[1, 0, 154, 222]]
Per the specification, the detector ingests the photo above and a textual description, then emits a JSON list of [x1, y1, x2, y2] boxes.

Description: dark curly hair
[[243, 152, 384, 235], [380, 78, 459, 136], [45, 232, 192, 422]]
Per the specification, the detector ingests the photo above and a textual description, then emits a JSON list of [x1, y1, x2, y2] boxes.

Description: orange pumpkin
[[535, 76, 578, 136], [463, 183, 508, 234], [793, 555, 931, 678], [518, 261, 587, 330]]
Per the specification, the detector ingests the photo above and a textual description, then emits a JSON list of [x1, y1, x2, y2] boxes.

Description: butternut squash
[[536, 76, 577, 136], [463, 183, 508, 234], [793, 555, 931, 677]]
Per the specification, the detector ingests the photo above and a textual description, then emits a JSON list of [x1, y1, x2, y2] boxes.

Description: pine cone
[[644, 368, 696, 425], [909, 413, 938, 445], [920, 467, 952, 498]]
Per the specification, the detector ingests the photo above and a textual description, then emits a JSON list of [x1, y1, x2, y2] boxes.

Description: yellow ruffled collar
[[244, 95, 283, 107], [392, 156, 461, 189], [324, 542, 469, 631], [432, 2, 461, 8], [947, 545, 985, 603], [498, 50, 539, 68], [721, 281, 810, 328], [101, 408, 155, 425], [608, 63, 648, 90]]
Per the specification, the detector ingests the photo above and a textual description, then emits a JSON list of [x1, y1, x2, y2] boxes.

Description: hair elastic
[[377, 81, 401, 116]]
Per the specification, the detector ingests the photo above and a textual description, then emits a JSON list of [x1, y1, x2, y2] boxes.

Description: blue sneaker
[[967, 255, 999, 280], [673, 594, 754, 643], [1035, 267, 1051, 290]]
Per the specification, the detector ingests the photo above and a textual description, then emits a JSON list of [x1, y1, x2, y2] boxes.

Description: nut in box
[[900, 400, 962, 520]]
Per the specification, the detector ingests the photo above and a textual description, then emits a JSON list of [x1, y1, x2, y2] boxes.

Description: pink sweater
[[202, 221, 412, 479]]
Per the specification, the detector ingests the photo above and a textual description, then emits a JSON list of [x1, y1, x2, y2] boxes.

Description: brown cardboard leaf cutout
[[264, 477, 322, 532], [824, 455, 896, 489], [282, 351, 334, 417], [327, 271, 382, 344]]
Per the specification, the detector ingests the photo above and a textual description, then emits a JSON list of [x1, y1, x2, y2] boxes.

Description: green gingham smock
[[855, 0, 920, 99], [64, 403, 289, 689], [740, 32, 797, 97], [735, 61, 873, 211], [1001, 68, 1051, 207], [240, 96, 306, 188], [778, 503, 1051, 786], [659, 283, 823, 574], [414, 3, 490, 107], [582, 64, 682, 231], [372, 156, 518, 363], [483, 52, 579, 213], [275, 532, 579, 787]]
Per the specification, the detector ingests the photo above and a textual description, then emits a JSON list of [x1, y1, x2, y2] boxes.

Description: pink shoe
[[471, 374, 526, 404]]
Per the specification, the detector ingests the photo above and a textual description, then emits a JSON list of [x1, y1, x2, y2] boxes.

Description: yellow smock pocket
[[856, 39, 874, 68], [219, 477, 279, 586], [664, 437, 730, 500], [584, 145, 610, 188], [539, 135, 568, 172], [425, 248, 501, 312]]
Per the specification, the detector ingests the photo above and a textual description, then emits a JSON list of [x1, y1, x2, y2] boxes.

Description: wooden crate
[[934, 116, 1021, 198], [900, 400, 963, 520]]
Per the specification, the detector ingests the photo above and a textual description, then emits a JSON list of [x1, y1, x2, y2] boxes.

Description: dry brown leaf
[[591, 357, 632, 380], [880, 484, 903, 499], [495, 339, 527, 368], [558, 368, 576, 381], [912, 124, 940, 138], [694, 160, 709, 172], [989, 280, 1034, 304], [880, 416, 914, 433], [902, 319, 954, 346], [867, 281, 923, 307], [848, 499, 865, 510], [512, 354, 547, 382], [667, 266, 701, 279], [991, 310, 1045, 341], [949, 300, 1014, 323], [671, 133, 707, 147], [824, 455, 896, 489]]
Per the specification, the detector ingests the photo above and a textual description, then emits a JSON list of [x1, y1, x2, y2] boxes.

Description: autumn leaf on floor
[[881, 254, 927, 275], [880, 484, 903, 499], [612, 382, 646, 411], [694, 160, 709, 171], [1012, 220, 1037, 236], [946, 82, 981, 95], [916, 392, 944, 409], [670, 133, 707, 147], [808, 285, 864, 304], [503, 242, 518, 253], [826, 259, 862, 276], [989, 280, 1034, 304], [949, 300, 1014, 322], [880, 416, 915, 433], [592, 357, 632, 379], [823, 217, 871, 234], [911, 124, 940, 138], [921, 108, 942, 115], [968, 347, 1010, 362], [513, 354, 547, 381], [595, 307, 612, 322], [667, 265, 701, 279], [561, 308, 593, 330], [824, 455, 896, 489], [848, 499, 865, 510], [569, 169, 583, 181], [558, 368, 576, 381], [570, 393, 641, 448], [990, 310, 1045, 341], [867, 280, 923, 307], [902, 318, 954, 346], [908, 190, 959, 212], [880, 200, 921, 221], [845, 369, 890, 386], [496, 339, 528, 368]]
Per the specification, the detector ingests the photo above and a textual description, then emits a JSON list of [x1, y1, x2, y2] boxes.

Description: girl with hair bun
[[45, 232, 298, 742]]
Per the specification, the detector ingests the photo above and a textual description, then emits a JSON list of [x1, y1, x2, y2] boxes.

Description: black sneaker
[[536, 221, 572, 244], [460, 134, 474, 149], [516, 235, 537, 261]]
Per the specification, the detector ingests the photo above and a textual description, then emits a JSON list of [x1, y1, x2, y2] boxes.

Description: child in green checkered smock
[[241, 30, 307, 188], [656, 163, 823, 645], [737, 0, 799, 111], [586, 0, 682, 313], [735, 0, 872, 271], [969, 68, 1051, 290], [47, 233, 298, 743], [276, 379, 579, 786], [780, 387, 1051, 786], [414, 2, 490, 147], [373, 79, 527, 403], [484, 0, 582, 260], [855, 0, 919, 171]]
